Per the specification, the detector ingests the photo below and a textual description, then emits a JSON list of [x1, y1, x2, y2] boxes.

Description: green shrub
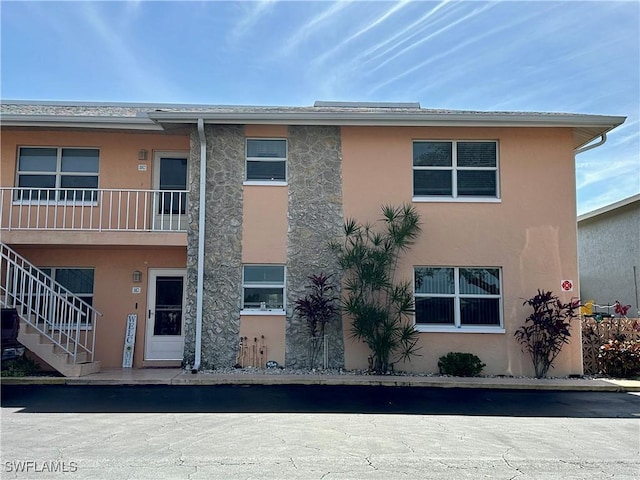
[[1, 356, 42, 377], [438, 352, 486, 377], [598, 340, 640, 378]]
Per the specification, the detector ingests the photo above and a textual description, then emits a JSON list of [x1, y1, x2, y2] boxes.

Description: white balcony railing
[[0, 187, 188, 232]]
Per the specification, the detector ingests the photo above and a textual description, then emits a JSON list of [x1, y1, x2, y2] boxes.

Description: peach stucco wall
[[1, 128, 190, 189], [340, 126, 581, 376], [242, 186, 287, 263], [12, 246, 187, 369], [238, 315, 286, 366]]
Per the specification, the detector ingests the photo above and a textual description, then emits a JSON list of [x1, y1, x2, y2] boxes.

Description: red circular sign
[[561, 280, 573, 291]]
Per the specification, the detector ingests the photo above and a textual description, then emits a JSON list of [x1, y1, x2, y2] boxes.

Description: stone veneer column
[[286, 126, 345, 368], [184, 125, 244, 369]]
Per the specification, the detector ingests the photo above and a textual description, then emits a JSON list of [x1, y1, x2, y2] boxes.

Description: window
[[414, 267, 502, 331], [16, 147, 99, 201], [245, 139, 287, 183], [39, 268, 95, 326], [413, 141, 498, 200], [242, 265, 285, 312]]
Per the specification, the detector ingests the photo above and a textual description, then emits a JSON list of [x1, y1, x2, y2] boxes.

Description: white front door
[[153, 152, 188, 231], [144, 269, 186, 361]]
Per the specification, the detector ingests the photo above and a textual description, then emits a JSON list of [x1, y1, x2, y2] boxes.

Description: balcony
[[0, 187, 189, 246]]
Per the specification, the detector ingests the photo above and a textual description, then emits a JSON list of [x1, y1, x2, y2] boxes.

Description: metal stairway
[[1, 242, 102, 376]]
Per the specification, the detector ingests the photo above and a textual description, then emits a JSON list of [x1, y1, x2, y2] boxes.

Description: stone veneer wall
[[285, 126, 345, 368], [184, 125, 244, 369]]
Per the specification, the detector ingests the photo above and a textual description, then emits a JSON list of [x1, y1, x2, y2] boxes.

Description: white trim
[[245, 138, 287, 182], [414, 266, 503, 330], [240, 310, 286, 316], [412, 197, 501, 204], [12, 199, 98, 207], [412, 140, 500, 200], [242, 264, 286, 311], [144, 268, 187, 361], [152, 151, 189, 231], [416, 325, 505, 334], [243, 181, 288, 187], [15, 146, 100, 202]]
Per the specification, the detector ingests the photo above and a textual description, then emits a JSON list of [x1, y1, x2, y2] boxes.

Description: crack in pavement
[[501, 448, 525, 480]]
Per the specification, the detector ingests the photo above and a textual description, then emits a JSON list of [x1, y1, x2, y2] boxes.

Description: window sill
[[243, 181, 287, 187], [12, 200, 99, 207], [415, 325, 505, 334], [240, 309, 286, 316], [412, 196, 501, 203]]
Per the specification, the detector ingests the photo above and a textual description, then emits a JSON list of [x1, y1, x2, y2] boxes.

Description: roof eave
[[0, 114, 163, 131], [578, 193, 640, 222], [147, 111, 625, 149], [146, 110, 626, 126]]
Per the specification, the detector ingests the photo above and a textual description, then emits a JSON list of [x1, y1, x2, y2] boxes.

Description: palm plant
[[330, 204, 422, 373]]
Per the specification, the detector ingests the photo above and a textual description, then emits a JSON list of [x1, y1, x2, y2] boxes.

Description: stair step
[[17, 328, 100, 377]]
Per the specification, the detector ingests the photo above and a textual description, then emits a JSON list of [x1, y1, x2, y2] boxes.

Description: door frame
[[152, 151, 189, 231], [144, 268, 187, 361]]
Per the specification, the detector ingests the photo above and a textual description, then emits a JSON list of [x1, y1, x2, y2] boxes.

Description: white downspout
[[193, 118, 206, 373], [573, 131, 607, 377], [574, 133, 607, 155]]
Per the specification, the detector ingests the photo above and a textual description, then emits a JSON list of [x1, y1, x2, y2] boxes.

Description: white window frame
[[412, 140, 500, 203], [40, 267, 96, 329], [244, 138, 288, 186], [414, 266, 504, 333], [241, 264, 286, 315], [14, 146, 100, 205]]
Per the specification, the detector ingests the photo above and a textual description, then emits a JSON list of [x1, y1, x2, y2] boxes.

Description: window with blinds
[[414, 267, 503, 331], [245, 139, 287, 183], [413, 141, 498, 199]]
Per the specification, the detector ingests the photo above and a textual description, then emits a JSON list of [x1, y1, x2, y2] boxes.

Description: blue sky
[[1, 0, 638, 214]]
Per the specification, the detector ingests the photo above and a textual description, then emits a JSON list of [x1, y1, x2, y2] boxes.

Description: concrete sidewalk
[[3, 368, 640, 392]]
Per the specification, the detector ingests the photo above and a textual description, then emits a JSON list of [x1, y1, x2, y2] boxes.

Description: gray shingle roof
[[0, 100, 625, 151]]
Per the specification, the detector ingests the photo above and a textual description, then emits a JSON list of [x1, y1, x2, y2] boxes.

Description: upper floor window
[[413, 141, 498, 201], [242, 265, 285, 313], [16, 147, 99, 201], [245, 139, 287, 183], [414, 267, 503, 332]]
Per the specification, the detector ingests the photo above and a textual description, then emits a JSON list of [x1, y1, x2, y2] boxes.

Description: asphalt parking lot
[[2, 384, 639, 479]]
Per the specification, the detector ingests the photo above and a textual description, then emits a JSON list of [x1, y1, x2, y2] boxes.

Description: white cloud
[[279, 0, 353, 57], [79, 2, 180, 100], [366, 1, 502, 94], [230, 0, 277, 42], [311, 0, 412, 67]]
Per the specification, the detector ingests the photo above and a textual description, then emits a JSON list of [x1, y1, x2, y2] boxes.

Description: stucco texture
[[340, 126, 582, 376], [578, 200, 640, 314]]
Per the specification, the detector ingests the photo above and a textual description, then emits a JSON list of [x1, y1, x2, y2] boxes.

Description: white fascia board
[[0, 114, 163, 131], [147, 111, 626, 128]]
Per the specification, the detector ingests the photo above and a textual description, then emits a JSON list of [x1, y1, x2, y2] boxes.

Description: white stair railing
[[0, 243, 102, 363]]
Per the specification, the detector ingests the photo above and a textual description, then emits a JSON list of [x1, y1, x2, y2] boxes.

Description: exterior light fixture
[[138, 149, 148, 161], [132, 270, 142, 283]]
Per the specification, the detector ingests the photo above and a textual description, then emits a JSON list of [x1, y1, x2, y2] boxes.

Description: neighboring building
[[0, 100, 625, 377], [578, 194, 640, 316]]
